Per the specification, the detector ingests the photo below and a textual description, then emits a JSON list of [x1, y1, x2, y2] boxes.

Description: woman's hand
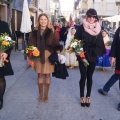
[[0, 53, 8, 61]]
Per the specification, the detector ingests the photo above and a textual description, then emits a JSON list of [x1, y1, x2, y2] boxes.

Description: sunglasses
[[87, 15, 96, 18]]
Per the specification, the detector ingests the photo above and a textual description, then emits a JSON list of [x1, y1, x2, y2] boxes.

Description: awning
[[11, 0, 37, 12]]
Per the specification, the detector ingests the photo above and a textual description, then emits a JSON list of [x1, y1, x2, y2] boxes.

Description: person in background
[[53, 21, 61, 41], [0, 15, 14, 110], [60, 22, 69, 45], [98, 26, 120, 111], [65, 27, 78, 69], [75, 8, 105, 107], [96, 30, 111, 70], [28, 13, 62, 103]]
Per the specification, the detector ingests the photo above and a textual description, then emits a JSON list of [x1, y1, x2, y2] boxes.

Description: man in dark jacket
[[98, 26, 120, 111]]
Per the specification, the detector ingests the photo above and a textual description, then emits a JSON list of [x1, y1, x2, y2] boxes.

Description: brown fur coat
[[28, 28, 63, 63]]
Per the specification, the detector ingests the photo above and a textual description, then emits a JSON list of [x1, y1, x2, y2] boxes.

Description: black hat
[[86, 8, 99, 21]]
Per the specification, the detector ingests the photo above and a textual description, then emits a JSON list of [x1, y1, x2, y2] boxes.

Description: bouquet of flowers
[[0, 33, 15, 67], [67, 38, 89, 67], [25, 45, 40, 60], [0, 33, 15, 51], [25, 46, 40, 68]]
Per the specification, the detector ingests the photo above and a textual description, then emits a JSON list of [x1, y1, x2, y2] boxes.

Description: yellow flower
[[2, 40, 9, 46]]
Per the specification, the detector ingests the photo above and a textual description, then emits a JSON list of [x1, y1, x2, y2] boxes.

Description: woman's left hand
[[0, 53, 8, 61]]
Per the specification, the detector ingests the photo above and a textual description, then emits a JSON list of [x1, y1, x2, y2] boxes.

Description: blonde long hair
[[35, 13, 51, 30]]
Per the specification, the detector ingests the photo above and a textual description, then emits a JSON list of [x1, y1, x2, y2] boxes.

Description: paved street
[[0, 51, 120, 120]]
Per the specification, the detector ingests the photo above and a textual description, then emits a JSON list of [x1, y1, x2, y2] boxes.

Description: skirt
[[34, 50, 54, 74]]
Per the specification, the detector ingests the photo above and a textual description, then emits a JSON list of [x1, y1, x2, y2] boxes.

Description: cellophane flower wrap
[[0, 33, 15, 67], [67, 38, 89, 67]]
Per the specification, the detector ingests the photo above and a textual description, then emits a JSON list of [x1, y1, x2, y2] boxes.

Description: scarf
[[82, 19, 101, 36], [37, 26, 48, 64]]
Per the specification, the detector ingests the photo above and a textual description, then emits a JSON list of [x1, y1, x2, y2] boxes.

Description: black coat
[[48, 52, 69, 79], [60, 26, 68, 42], [0, 20, 14, 76], [75, 25, 105, 62], [109, 27, 120, 71]]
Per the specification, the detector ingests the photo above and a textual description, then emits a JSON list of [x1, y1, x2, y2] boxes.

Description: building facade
[[76, 0, 120, 29], [50, 0, 61, 23], [0, 2, 8, 21]]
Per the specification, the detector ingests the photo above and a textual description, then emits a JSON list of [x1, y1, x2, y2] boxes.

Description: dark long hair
[[86, 8, 99, 21]]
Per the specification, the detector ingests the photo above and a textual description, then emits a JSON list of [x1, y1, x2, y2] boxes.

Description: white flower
[[70, 42, 77, 48], [80, 48, 83, 51], [72, 44, 77, 48], [32, 47, 37, 50], [74, 42, 77, 45], [4, 36, 11, 41]]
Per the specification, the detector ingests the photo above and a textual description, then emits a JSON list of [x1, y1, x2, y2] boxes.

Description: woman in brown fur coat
[[29, 13, 62, 102]]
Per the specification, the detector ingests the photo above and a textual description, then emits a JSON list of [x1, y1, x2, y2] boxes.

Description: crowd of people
[[0, 8, 120, 112]]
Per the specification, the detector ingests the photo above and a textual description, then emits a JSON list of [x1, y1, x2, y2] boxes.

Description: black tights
[[78, 61, 96, 97], [0, 76, 6, 101]]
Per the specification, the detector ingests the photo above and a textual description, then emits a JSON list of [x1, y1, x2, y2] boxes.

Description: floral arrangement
[[25, 45, 40, 60], [0, 33, 15, 67], [0, 33, 15, 52], [67, 38, 89, 67]]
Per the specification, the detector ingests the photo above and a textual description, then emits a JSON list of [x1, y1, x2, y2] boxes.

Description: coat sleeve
[[109, 27, 120, 57]]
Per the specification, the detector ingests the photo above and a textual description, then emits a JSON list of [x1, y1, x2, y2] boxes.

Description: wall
[[0, 4, 7, 21]]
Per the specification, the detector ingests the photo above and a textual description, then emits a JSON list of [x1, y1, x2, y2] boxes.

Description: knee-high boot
[[43, 83, 50, 103], [38, 83, 43, 102]]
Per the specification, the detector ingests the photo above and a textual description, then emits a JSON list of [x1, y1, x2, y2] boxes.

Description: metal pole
[[93, 0, 95, 8], [24, 33, 27, 60]]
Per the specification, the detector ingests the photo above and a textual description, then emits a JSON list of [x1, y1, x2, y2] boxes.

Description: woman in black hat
[[75, 8, 105, 107]]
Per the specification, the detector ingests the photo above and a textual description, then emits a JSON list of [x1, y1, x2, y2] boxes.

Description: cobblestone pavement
[[0, 51, 120, 120]]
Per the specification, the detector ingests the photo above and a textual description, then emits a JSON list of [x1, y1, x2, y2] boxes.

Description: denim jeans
[[103, 73, 120, 93]]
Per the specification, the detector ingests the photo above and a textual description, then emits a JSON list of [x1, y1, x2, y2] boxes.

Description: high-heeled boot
[[38, 83, 43, 102], [0, 98, 3, 110], [43, 83, 50, 103]]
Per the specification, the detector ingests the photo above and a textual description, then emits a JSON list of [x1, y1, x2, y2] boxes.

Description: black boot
[[0, 98, 3, 110]]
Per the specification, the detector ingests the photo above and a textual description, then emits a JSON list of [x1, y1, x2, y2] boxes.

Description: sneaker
[[117, 103, 120, 111], [98, 89, 107, 96]]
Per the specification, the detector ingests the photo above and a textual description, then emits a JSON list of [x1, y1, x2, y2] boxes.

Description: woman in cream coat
[[65, 27, 78, 69]]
